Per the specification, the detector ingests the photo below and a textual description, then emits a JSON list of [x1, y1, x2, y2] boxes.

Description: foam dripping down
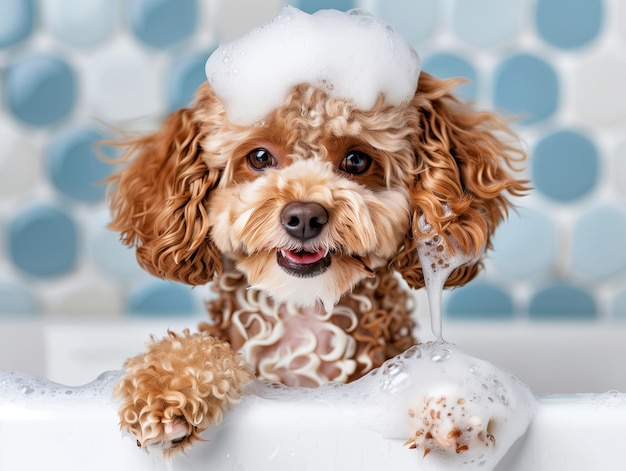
[[416, 212, 483, 340]]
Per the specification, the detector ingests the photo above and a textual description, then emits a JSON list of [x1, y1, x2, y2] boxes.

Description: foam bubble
[[591, 390, 626, 408], [0, 370, 121, 403], [205, 7, 421, 125]]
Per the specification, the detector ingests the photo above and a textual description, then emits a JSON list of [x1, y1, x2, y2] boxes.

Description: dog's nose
[[281, 202, 328, 240]]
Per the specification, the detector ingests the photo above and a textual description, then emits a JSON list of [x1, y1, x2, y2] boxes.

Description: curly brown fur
[[200, 266, 414, 387], [107, 71, 527, 453], [114, 330, 253, 455], [392, 73, 529, 288], [106, 94, 224, 285]]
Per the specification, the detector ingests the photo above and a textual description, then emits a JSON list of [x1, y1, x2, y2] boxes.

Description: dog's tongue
[[284, 249, 325, 264]]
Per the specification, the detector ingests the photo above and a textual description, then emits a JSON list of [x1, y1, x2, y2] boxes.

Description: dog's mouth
[[277, 248, 331, 277]]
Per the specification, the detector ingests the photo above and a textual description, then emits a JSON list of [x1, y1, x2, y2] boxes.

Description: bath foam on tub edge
[[255, 341, 537, 471]]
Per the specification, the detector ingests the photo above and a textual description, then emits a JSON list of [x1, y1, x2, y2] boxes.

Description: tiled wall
[[1, 0, 624, 322]]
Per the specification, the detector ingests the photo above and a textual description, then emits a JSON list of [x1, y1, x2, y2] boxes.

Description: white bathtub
[[1, 319, 626, 470]]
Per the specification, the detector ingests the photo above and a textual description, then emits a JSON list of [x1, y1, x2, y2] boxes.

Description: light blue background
[[0, 0, 624, 322]]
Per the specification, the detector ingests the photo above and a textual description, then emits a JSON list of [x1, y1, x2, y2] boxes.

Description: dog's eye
[[340, 151, 372, 175], [247, 148, 275, 171]]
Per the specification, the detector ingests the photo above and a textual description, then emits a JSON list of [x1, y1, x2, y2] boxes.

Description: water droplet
[[431, 346, 451, 362], [403, 345, 421, 359], [96, 370, 120, 382], [20, 385, 34, 395], [380, 360, 410, 393], [469, 364, 481, 375]]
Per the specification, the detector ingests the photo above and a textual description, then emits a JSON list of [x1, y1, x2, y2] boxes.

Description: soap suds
[[205, 7, 421, 125], [0, 370, 121, 403], [258, 341, 536, 470], [416, 211, 484, 340]]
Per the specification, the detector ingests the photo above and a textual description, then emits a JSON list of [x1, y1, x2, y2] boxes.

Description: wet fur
[[108, 72, 527, 453]]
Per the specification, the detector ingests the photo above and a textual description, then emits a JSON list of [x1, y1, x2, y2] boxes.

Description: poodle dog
[[106, 10, 527, 455]]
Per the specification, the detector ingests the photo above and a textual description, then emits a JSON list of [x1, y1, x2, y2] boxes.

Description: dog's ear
[[106, 84, 222, 285], [393, 72, 529, 289]]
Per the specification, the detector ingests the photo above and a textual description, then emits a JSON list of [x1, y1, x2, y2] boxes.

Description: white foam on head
[[205, 6, 421, 125]]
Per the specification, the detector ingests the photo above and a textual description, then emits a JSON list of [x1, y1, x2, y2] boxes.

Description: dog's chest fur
[[201, 267, 415, 388]]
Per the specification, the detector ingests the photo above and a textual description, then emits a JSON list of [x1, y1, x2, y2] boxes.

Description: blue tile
[[127, 0, 198, 49], [46, 126, 115, 202], [374, 0, 438, 43], [168, 50, 214, 111], [490, 207, 557, 279], [291, 0, 355, 13], [0, 282, 38, 315], [422, 53, 477, 100], [493, 53, 559, 125], [87, 210, 146, 281], [0, 0, 34, 48], [4, 53, 77, 127], [536, 0, 603, 50], [128, 280, 197, 316], [529, 283, 596, 320], [42, 0, 116, 48], [533, 129, 599, 202], [445, 282, 515, 319], [452, 0, 522, 47], [571, 205, 626, 281], [8, 205, 78, 278]]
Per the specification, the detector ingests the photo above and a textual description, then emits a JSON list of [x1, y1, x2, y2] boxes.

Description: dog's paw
[[405, 395, 496, 458], [114, 330, 253, 455]]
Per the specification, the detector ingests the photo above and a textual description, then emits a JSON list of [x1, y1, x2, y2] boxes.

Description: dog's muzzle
[[278, 202, 331, 277]]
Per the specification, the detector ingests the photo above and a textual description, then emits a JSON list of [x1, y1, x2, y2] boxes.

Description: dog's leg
[[114, 330, 253, 455]]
